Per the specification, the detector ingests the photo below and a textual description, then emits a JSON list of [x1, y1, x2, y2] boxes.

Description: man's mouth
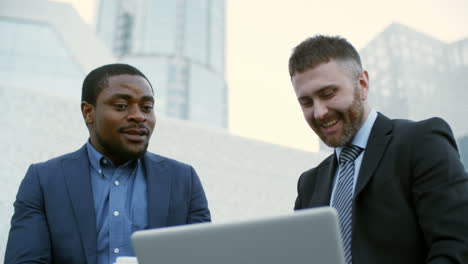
[[321, 119, 338, 128], [119, 125, 149, 142], [121, 128, 147, 136], [119, 125, 149, 135]]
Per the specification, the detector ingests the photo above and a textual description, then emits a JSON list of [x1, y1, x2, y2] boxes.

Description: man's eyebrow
[[108, 93, 154, 102], [297, 85, 337, 101], [141, 95, 155, 103], [109, 93, 132, 100], [317, 84, 337, 93]]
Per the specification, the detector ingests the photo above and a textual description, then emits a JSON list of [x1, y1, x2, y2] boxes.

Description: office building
[[360, 23, 468, 167], [0, 0, 115, 99], [96, 0, 227, 127]]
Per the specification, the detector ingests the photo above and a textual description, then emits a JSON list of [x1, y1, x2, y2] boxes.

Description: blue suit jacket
[[5, 145, 211, 264]]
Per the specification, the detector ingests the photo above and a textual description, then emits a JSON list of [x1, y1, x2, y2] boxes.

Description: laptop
[[131, 207, 345, 264]]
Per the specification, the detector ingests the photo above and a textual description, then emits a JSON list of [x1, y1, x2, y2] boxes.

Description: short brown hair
[[288, 35, 362, 78]]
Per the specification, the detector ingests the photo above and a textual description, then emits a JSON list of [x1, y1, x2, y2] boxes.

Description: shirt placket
[[108, 165, 128, 261]]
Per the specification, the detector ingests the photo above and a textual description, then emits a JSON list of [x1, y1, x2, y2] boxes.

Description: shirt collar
[[86, 140, 105, 174], [335, 109, 378, 158], [86, 140, 140, 174]]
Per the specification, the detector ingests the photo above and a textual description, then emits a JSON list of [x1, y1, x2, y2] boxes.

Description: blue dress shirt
[[87, 142, 148, 264]]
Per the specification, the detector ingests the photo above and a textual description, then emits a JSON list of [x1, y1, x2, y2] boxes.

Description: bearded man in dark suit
[[289, 35, 468, 264]]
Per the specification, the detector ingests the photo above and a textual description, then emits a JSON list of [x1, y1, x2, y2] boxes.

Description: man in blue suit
[[5, 63, 211, 264]]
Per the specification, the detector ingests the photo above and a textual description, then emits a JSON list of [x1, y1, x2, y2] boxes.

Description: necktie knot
[[340, 145, 363, 163]]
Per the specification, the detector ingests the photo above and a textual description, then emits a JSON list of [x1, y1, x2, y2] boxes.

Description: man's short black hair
[[81, 63, 153, 105]]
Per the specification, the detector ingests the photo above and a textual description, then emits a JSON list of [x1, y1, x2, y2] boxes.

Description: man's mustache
[[118, 124, 149, 134]]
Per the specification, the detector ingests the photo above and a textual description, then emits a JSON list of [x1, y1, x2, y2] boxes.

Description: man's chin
[[323, 140, 341, 148], [121, 150, 146, 161], [121, 145, 148, 160], [319, 133, 343, 148], [321, 132, 355, 148]]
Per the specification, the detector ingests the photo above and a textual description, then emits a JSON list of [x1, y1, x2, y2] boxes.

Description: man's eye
[[142, 105, 154, 112], [114, 104, 128, 110], [322, 90, 335, 98], [299, 99, 313, 107]]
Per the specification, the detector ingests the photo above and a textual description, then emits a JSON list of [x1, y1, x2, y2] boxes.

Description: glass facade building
[[360, 23, 468, 168], [96, 0, 227, 128], [0, 17, 84, 98], [0, 0, 116, 99]]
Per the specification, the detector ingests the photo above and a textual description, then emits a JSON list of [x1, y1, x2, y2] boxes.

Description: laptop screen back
[[132, 207, 345, 264]]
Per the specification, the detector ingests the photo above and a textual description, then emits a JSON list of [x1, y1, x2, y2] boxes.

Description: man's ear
[[81, 101, 95, 125], [358, 70, 369, 101]]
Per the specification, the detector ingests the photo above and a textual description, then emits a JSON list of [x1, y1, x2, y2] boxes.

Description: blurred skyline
[[53, 0, 468, 152]]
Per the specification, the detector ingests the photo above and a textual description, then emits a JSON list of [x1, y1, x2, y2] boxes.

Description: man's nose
[[128, 106, 146, 122], [313, 100, 328, 120]]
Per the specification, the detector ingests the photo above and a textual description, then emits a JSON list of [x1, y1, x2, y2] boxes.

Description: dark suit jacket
[[5, 145, 211, 264], [295, 113, 468, 264]]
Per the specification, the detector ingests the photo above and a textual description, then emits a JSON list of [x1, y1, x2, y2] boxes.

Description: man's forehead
[[106, 75, 153, 94], [108, 74, 150, 85]]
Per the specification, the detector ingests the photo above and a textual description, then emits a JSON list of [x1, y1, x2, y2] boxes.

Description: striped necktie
[[333, 145, 363, 264]]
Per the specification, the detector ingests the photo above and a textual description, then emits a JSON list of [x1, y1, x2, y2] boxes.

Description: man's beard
[[316, 88, 364, 147], [96, 132, 148, 162]]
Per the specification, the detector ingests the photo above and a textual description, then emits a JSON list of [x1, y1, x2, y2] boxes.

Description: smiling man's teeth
[[322, 120, 337, 128]]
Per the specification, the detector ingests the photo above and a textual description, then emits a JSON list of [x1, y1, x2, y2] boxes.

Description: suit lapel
[[63, 145, 97, 264], [144, 154, 172, 228], [355, 113, 393, 197], [309, 155, 338, 207]]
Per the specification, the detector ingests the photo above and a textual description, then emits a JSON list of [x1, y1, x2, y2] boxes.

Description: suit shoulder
[[417, 117, 452, 131], [31, 149, 83, 170], [144, 152, 194, 170], [391, 116, 453, 136], [392, 116, 449, 127], [300, 154, 334, 179], [21, 148, 85, 186]]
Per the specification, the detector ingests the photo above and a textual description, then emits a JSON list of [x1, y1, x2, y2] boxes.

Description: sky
[[53, 0, 468, 152]]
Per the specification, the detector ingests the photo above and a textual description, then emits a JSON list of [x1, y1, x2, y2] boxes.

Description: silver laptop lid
[[132, 207, 345, 264]]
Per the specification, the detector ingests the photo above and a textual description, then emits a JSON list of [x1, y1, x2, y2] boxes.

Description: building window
[[115, 12, 134, 56]]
